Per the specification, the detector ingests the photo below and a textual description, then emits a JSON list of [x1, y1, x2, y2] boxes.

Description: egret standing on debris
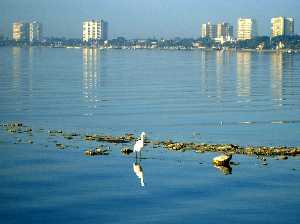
[[134, 132, 146, 158]]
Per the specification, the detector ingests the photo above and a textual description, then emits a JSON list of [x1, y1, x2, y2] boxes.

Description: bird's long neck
[[141, 135, 145, 143]]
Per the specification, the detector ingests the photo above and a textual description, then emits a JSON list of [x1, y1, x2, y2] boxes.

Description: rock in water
[[212, 154, 232, 166], [121, 148, 133, 155]]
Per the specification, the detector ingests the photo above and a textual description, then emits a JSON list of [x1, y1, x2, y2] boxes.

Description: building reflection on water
[[236, 51, 251, 98], [82, 48, 101, 106], [11, 47, 33, 98], [270, 52, 296, 108], [270, 52, 283, 107], [200, 50, 232, 100], [215, 51, 224, 99], [200, 50, 210, 95], [12, 47, 21, 92]]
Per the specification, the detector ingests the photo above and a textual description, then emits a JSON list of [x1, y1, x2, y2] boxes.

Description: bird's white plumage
[[134, 132, 146, 153]]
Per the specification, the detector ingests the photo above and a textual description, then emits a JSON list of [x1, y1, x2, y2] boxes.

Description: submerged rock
[[48, 130, 63, 136], [56, 143, 65, 149], [3, 122, 23, 127], [214, 165, 232, 175], [230, 161, 240, 166], [63, 135, 73, 140], [2, 121, 300, 158], [276, 156, 288, 160], [121, 148, 133, 155], [212, 154, 232, 166], [84, 148, 110, 156], [84, 134, 135, 144]]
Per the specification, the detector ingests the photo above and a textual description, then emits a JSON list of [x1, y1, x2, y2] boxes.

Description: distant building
[[201, 22, 217, 39], [83, 19, 108, 43], [237, 18, 257, 40], [216, 22, 234, 43], [29, 21, 43, 42], [271, 17, 294, 37], [12, 22, 30, 42], [13, 21, 42, 43]]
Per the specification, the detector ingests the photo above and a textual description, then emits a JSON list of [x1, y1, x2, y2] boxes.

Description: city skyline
[[1, 0, 299, 39]]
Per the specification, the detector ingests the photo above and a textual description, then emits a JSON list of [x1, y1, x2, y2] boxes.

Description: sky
[[0, 0, 299, 39]]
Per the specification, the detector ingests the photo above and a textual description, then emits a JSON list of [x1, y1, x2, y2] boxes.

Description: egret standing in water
[[134, 132, 146, 159]]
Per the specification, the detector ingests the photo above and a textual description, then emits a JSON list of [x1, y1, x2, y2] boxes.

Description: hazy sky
[[1, 0, 299, 39]]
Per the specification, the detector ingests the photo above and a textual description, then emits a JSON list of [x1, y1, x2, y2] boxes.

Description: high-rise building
[[216, 22, 234, 42], [285, 18, 294, 35], [29, 21, 43, 42], [100, 20, 108, 41], [201, 22, 217, 39], [13, 21, 42, 42], [83, 19, 108, 43], [12, 22, 29, 41], [237, 18, 257, 40], [271, 17, 294, 37]]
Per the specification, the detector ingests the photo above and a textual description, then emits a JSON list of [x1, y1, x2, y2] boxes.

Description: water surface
[[0, 47, 299, 223]]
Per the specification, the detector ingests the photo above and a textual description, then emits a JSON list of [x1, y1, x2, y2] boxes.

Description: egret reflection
[[133, 161, 145, 187]]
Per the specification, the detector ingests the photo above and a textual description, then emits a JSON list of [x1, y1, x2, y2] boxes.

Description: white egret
[[134, 132, 146, 159]]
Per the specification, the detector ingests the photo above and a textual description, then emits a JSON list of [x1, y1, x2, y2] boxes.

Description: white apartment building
[[29, 21, 43, 42], [83, 20, 108, 42], [12, 22, 29, 41], [271, 17, 294, 37], [237, 18, 257, 40]]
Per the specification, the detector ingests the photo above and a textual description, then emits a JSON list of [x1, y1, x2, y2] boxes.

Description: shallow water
[[0, 47, 300, 223]]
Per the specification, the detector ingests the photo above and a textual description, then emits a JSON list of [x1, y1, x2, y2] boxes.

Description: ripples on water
[[1, 47, 300, 145], [1, 47, 300, 224]]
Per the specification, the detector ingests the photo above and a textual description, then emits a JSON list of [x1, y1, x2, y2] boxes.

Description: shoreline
[[1, 45, 299, 54]]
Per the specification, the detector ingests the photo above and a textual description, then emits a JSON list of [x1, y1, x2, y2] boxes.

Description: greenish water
[[0, 47, 299, 223]]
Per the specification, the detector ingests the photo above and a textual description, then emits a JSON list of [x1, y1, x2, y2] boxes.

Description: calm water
[[0, 47, 300, 223]]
